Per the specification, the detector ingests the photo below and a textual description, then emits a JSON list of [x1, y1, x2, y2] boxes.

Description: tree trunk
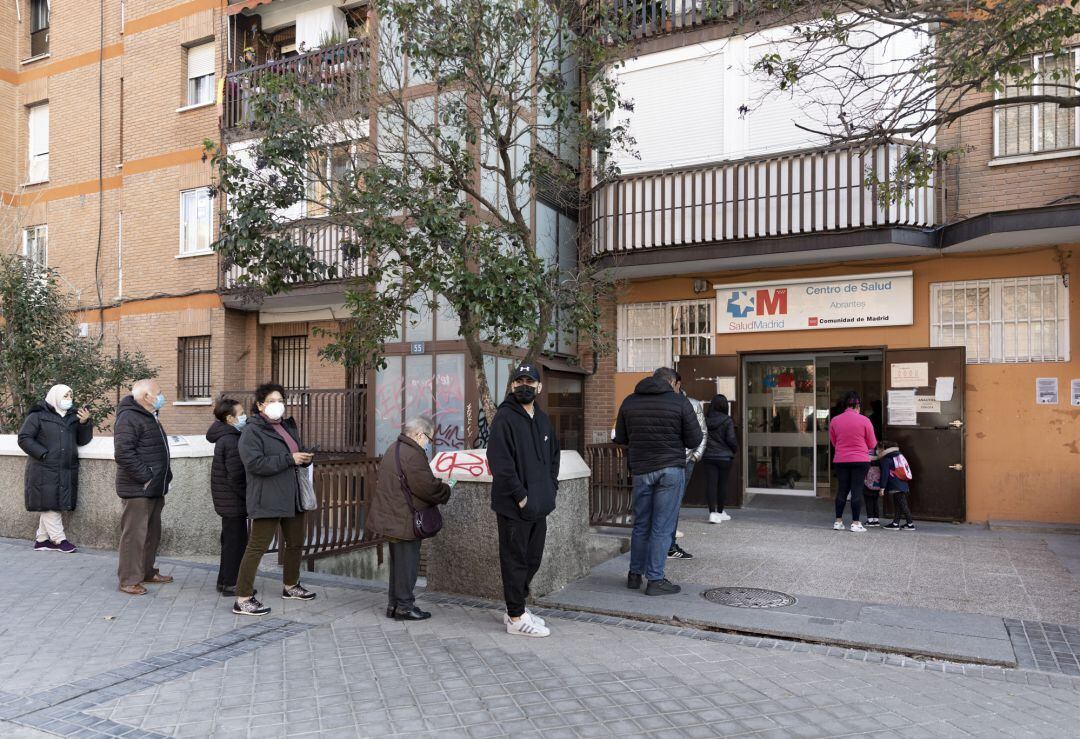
[[462, 328, 499, 439]]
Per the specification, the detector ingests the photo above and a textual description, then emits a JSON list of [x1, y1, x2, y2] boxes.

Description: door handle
[[948, 463, 963, 471], [949, 420, 963, 429]]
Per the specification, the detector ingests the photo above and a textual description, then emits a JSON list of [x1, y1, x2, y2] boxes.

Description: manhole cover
[[702, 587, 796, 609]]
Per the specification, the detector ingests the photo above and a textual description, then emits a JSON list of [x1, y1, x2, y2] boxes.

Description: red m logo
[[756, 288, 788, 315]]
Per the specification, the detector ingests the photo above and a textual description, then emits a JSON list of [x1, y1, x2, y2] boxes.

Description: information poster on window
[[773, 386, 795, 405], [887, 389, 917, 426], [1072, 380, 1080, 408], [1036, 378, 1059, 405]]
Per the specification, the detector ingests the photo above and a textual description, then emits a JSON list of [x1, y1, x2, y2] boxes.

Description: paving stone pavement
[[3, 537, 1080, 738]]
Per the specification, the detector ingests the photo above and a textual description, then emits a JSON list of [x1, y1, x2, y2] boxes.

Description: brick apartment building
[[582, 10, 1080, 525], [1, 0, 587, 457]]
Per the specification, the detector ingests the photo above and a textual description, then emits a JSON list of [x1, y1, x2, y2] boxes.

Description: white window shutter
[[28, 104, 49, 182], [187, 43, 215, 80]]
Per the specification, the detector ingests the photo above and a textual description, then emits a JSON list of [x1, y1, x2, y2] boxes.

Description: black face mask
[[512, 385, 537, 404]]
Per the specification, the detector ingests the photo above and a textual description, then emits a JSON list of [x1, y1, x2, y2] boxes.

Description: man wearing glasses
[[487, 364, 560, 637]]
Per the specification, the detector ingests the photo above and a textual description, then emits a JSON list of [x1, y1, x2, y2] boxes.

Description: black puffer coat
[[238, 415, 308, 519], [114, 395, 173, 499], [703, 412, 738, 461], [18, 403, 93, 511], [613, 377, 703, 475], [488, 394, 560, 521], [206, 420, 247, 518]]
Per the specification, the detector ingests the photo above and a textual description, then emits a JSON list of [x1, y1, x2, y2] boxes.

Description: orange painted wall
[[608, 246, 1080, 524]]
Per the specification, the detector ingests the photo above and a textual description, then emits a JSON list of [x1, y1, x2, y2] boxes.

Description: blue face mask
[[152, 393, 166, 410], [234, 414, 247, 429]]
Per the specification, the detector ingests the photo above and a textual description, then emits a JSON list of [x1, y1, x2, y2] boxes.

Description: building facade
[[583, 11, 1080, 525]]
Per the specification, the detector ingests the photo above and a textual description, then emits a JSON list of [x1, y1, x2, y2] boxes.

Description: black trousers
[[890, 490, 913, 524], [834, 463, 869, 521], [497, 514, 547, 618], [388, 539, 423, 610], [703, 459, 733, 513], [217, 515, 249, 589], [862, 490, 881, 519]]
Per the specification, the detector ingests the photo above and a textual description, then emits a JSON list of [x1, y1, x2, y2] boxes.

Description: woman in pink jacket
[[827, 391, 877, 532]]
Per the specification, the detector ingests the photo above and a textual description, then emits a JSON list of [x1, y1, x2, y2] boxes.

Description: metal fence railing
[[587, 443, 634, 527], [218, 388, 367, 454]]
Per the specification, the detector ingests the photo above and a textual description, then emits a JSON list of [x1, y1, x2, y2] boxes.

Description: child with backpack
[[862, 460, 883, 527], [876, 440, 915, 530]]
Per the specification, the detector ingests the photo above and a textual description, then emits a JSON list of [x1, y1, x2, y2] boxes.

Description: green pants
[[235, 514, 305, 598]]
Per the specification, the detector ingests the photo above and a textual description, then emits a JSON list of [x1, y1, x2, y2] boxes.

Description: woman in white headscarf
[[18, 384, 93, 553]]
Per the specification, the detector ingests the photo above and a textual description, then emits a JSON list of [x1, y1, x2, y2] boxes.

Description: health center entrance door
[[744, 355, 818, 495]]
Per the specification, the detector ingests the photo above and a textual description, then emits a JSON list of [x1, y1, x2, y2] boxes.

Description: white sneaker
[[506, 612, 550, 637], [718, 512, 731, 521], [833, 521, 846, 531], [503, 609, 546, 627], [708, 512, 723, 524], [850, 522, 867, 533]]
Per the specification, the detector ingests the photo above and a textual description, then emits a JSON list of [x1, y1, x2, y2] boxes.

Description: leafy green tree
[[733, 0, 1080, 195], [0, 255, 156, 432], [211, 0, 631, 422]]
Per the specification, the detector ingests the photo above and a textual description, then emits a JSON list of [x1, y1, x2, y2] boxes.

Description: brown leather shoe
[[143, 574, 173, 584], [119, 584, 148, 595]]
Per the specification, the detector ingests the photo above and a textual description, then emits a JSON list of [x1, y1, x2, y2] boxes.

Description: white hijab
[[45, 384, 72, 417]]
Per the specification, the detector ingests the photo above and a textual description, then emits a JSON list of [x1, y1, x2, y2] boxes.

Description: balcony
[[589, 141, 936, 269], [222, 38, 369, 133], [602, 0, 740, 40], [219, 218, 366, 292]]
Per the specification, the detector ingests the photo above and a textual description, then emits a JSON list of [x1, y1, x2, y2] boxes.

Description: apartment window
[[617, 300, 713, 372], [179, 188, 212, 254], [994, 50, 1079, 158], [29, 0, 49, 57], [22, 225, 47, 268], [931, 277, 1070, 363], [27, 103, 48, 183], [272, 336, 309, 390], [177, 336, 212, 400], [186, 42, 215, 107]]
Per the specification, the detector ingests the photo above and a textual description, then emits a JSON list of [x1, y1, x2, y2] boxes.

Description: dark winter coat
[[18, 403, 93, 512], [114, 395, 173, 499], [703, 411, 738, 462], [613, 377, 703, 475], [206, 420, 247, 518], [877, 447, 910, 493], [368, 434, 452, 541], [238, 415, 308, 519], [488, 394, 560, 521]]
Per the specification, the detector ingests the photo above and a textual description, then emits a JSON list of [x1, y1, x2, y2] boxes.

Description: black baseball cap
[[510, 363, 541, 382]]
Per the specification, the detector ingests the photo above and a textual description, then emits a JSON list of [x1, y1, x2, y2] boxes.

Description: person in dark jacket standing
[[206, 398, 249, 597], [703, 394, 737, 524], [19, 384, 93, 553], [115, 379, 174, 595], [368, 416, 453, 621], [233, 383, 316, 616], [488, 364, 559, 638], [613, 367, 703, 596]]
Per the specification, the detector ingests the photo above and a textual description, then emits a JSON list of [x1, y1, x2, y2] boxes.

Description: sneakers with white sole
[[505, 612, 550, 637], [833, 521, 846, 531], [708, 512, 723, 524], [503, 609, 546, 627], [850, 522, 867, 532], [718, 511, 731, 521]]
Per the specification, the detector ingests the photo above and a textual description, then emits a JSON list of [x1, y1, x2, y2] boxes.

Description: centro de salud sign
[[715, 271, 914, 334]]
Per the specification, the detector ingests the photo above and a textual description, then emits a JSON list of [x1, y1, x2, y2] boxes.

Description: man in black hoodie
[[487, 363, 559, 638], [614, 367, 703, 596]]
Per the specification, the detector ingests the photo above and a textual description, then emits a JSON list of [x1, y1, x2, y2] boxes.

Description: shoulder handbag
[[395, 443, 443, 539]]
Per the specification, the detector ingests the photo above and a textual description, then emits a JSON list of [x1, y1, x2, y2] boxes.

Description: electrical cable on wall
[[94, 0, 106, 336]]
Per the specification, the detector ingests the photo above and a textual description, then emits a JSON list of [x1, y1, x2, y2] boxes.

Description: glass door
[[744, 356, 817, 496]]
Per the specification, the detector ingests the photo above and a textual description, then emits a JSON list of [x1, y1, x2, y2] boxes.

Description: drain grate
[[702, 587, 796, 609]]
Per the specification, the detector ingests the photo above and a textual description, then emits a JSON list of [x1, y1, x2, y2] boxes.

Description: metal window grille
[[272, 335, 309, 390], [931, 276, 1069, 363], [177, 336, 212, 400], [994, 50, 1079, 157], [617, 300, 714, 372]]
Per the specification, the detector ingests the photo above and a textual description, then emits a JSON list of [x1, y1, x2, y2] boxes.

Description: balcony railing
[[603, 0, 741, 39], [219, 387, 367, 454], [589, 141, 936, 257], [219, 218, 366, 290], [223, 38, 369, 131]]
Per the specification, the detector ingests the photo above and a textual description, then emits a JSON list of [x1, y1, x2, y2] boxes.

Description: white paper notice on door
[[773, 386, 795, 405], [716, 376, 736, 399], [1036, 377, 1059, 405], [888, 389, 917, 426], [891, 362, 929, 388], [915, 396, 940, 414], [934, 376, 954, 402]]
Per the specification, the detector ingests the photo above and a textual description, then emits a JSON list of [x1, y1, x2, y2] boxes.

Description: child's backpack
[[890, 453, 914, 482], [864, 464, 881, 489]]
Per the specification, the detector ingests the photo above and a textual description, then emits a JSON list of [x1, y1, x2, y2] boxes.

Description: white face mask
[[263, 401, 285, 420], [59, 398, 74, 411]]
